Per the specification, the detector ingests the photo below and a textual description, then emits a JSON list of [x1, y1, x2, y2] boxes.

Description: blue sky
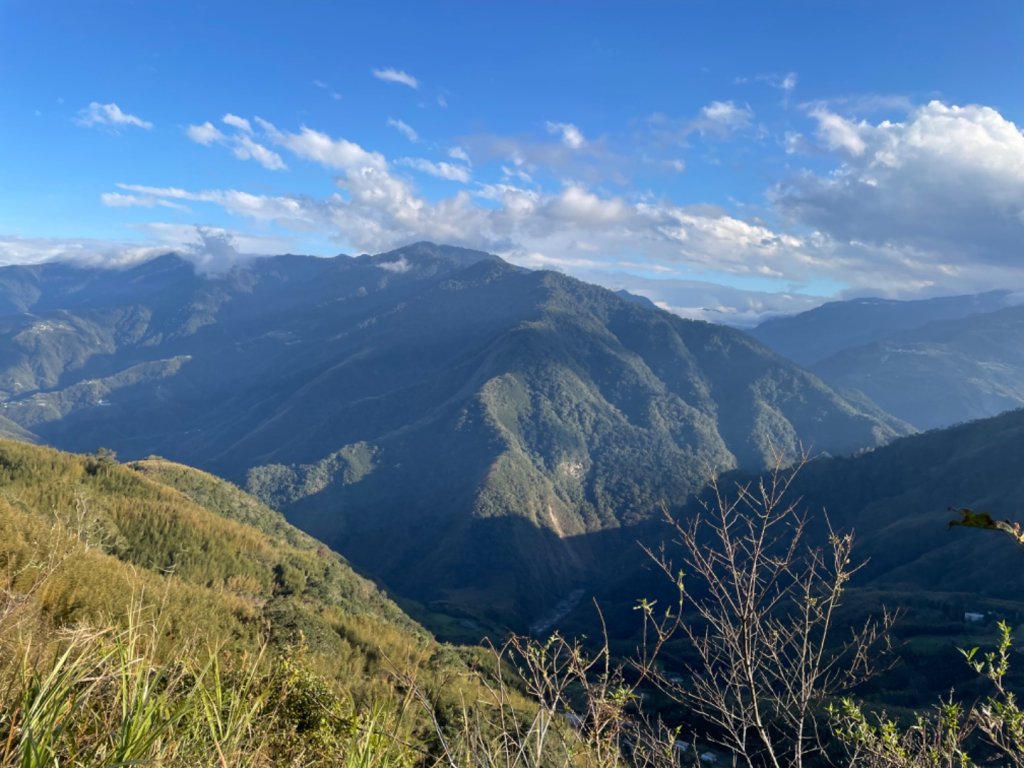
[[2, 1, 1022, 324]]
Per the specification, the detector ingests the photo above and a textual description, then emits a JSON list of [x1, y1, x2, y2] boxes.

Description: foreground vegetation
[[2, 438, 1023, 766], [0, 439, 475, 765], [0, 440, 685, 766]]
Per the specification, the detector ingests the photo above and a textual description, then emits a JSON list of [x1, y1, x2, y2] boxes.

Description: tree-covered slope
[[0, 244, 906, 628], [781, 407, 1024, 597], [598, 407, 1024, 614]]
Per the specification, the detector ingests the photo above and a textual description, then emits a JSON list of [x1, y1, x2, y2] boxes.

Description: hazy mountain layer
[[751, 291, 1018, 366], [811, 304, 1024, 429]]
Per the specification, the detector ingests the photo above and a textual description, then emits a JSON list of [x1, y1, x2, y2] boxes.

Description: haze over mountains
[[0, 243, 905, 628], [752, 292, 1024, 430]]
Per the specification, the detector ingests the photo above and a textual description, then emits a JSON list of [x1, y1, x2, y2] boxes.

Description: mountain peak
[[372, 242, 505, 268], [128, 251, 196, 276]]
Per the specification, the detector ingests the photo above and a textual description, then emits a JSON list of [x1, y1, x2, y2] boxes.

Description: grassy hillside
[[0, 439, 506, 765], [0, 439, 695, 767]]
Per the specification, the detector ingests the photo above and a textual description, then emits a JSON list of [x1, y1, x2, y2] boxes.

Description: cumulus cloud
[[807, 107, 867, 155], [372, 68, 419, 89], [231, 135, 287, 170], [398, 157, 471, 182], [387, 118, 419, 143], [746, 71, 798, 94], [775, 101, 1024, 280], [109, 168, 821, 299], [646, 100, 755, 147], [222, 113, 252, 133], [448, 146, 470, 164], [0, 226, 305, 275], [186, 116, 285, 170], [545, 185, 628, 225], [88, 100, 1024, 322], [697, 100, 753, 136], [76, 102, 152, 131], [545, 121, 586, 149], [0, 235, 164, 268], [114, 184, 316, 226], [100, 192, 189, 211], [186, 121, 226, 145], [258, 119, 387, 171], [568, 269, 824, 326], [376, 255, 411, 273]]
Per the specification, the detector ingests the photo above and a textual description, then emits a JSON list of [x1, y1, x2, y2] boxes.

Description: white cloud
[[748, 71, 798, 93], [697, 100, 753, 135], [313, 80, 342, 100], [75, 102, 152, 131], [376, 256, 411, 273], [116, 183, 193, 199], [100, 192, 189, 211], [501, 165, 533, 184], [186, 116, 285, 170], [448, 146, 470, 164], [808, 107, 867, 155], [545, 121, 586, 149], [186, 121, 226, 146], [231, 135, 287, 170], [372, 68, 419, 89], [647, 101, 755, 145], [259, 119, 387, 171], [108, 168, 821, 303], [399, 158, 471, 183], [387, 118, 419, 143], [222, 113, 252, 133], [774, 100, 1024, 287], [132, 222, 298, 258], [87, 100, 1024, 321], [0, 235, 164, 268], [545, 185, 628, 225], [114, 184, 315, 226], [567, 270, 825, 327]]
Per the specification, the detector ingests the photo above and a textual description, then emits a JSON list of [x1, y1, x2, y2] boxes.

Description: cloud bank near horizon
[[6, 95, 1024, 326]]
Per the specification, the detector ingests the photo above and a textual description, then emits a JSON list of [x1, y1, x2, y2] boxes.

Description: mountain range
[[0, 243, 905, 629], [752, 292, 1024, 429]]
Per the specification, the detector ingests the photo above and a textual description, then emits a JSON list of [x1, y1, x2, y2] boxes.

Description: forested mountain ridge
[[0, 244, 907, 628], [549, 406, 1024, 710]]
